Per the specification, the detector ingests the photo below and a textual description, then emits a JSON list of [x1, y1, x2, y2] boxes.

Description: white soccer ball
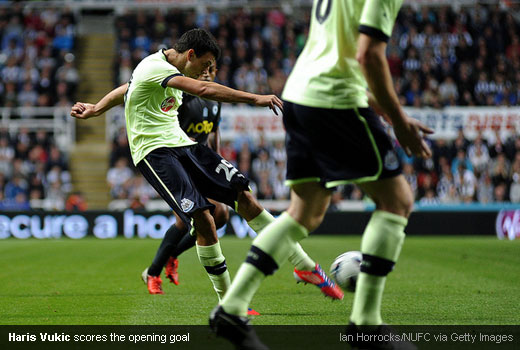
[[329, 251, 362, 292]]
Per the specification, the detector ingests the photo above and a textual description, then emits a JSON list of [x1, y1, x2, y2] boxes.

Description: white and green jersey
[[124, 50, 196, 165], [283, 0, 402, 109]]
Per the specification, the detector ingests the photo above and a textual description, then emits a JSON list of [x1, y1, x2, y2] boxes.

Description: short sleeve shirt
[[124, 50, 196, 165], [282, 0, 402, 109]]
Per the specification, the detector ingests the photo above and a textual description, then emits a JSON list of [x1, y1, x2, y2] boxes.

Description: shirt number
[[315, 0, 332, 24], [215, 159, 244, 182]]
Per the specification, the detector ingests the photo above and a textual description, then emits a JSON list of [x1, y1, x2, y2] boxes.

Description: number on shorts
[[215, 159, 244, 182]]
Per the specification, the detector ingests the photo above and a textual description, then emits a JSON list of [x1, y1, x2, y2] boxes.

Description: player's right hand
[[254, 95, 283, 116], [393, 117, 434, 159], [70, 102, 97, 119]]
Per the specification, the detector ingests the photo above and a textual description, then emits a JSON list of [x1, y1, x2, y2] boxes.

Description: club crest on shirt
[[384, 150, 399, 171], [180, 198, 194, 212], [160, 96, 176, 112]]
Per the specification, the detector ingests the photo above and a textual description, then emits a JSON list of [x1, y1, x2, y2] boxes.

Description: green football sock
[[288, 243, 316, 271], [196, 242, 231, 302], [221, 212, 308, 316], [350, 210, 407, 325], [247, 209, 274, 233], [248, 209, 315, 270]]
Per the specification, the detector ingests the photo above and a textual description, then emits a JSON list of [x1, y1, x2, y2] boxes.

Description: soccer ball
[[329, 251, 362, 292]]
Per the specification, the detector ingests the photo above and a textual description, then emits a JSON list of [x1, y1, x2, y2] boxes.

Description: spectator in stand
[[494, 183, 508, 202], [454, 163, 477, 203], [468, 132, 490, 174], [438, 76, 459, 103], [273, 167, 289, 200], [490, 152, 510, 186], [419, 189, 440, 205], [417, 173, 436, 201], [477, 171, 494, 204], [107, 157, 134, 198], [437, 162, 458, 203], [451, 149, 473, 174], [4, 175, 28, 200], [46, 180, 66, 210], [256, 170, 275, 200], [0, 192, 30, 211], [65, 191, 88, 211], [509, 156, 520, 202], [110, 127, 133, 168], [46, 164, 72, 194], [127, 174, 158, 204], [0, 136, 14, 178], [251, 149, 274, 184]]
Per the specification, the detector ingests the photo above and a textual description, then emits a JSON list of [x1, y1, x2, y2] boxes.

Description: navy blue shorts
[[283, 101, 402, 189], [136, 144, 250, 229]]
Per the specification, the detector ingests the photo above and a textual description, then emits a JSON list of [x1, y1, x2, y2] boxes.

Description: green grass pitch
[[1, 236, 519, 325]]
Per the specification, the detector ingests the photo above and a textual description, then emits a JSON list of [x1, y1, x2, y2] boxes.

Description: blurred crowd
[[114, 4, 520, 108], [395, 128, 520, 204], [2, 4, 520, 210], [0, 128, 86, 211], [109, 125, 520, 206], [110, 4, 520, 207], [0, 6, 82, 211], [0, 5, 78, 109], [390, 4, 520, 107]]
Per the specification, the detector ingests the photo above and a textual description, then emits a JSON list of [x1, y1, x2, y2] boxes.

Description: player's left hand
[[393, 117, 434, 159], [70, 102, 97, 119], [254, 95, 283, 116]]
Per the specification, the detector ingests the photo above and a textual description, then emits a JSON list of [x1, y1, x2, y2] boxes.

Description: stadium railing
[[0, 107, 75, 152]]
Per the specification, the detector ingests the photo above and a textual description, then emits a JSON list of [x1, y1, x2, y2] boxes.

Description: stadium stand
[[0, 5, 78, 211], [108, 4, 520, 208], [2, 3, 519, 210]]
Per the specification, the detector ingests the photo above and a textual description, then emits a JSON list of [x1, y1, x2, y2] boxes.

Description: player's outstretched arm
[[167, 76, 283, 115], [70, 84, 128, 119], [357, 34, 433, 158]]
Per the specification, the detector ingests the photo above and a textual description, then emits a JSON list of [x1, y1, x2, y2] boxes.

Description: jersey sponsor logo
[[186, 121, 214, 134], [160, 96, 176, 112], [180, 198, 194, 212], [212, 105, 219, 115], [384, 150, 399, 171]]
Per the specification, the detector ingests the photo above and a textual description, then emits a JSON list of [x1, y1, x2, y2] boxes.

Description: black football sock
[[148, 224, 187, 276], [170, 232, 197, 259]]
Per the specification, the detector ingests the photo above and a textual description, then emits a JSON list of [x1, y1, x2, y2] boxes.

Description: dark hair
[[173, 28, 221, 61]]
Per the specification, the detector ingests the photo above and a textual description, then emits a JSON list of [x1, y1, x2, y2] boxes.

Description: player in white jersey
[[210, 1, 432, 349], [70, 29, 341, 307]]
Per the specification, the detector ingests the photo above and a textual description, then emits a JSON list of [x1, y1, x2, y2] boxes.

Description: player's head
[[174, 28, 220, 78], [198, 63, 218, 82]]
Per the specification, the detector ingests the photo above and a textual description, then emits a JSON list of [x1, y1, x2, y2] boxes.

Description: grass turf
[[0, 235, 519, 325]]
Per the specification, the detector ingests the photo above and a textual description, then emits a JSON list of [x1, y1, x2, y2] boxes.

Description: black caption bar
[[1, 326, 519, 350]]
